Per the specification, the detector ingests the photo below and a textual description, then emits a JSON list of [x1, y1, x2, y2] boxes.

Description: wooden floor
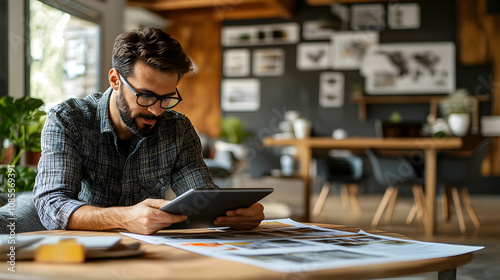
[[235, 175, 500, 280]]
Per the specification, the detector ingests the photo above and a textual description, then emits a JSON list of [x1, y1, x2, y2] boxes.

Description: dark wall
[[0, 0, 8, 97], [222, 0, 492, 180]]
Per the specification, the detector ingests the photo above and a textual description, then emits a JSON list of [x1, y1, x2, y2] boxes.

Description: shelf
[[351, 95, 490, 132]]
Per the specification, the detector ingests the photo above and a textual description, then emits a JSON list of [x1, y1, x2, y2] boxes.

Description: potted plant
[[217, 116, 252, 161], [439, 89, 473, 137], [0, 96, 46, 193]]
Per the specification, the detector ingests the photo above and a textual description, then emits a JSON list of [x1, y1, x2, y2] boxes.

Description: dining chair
[[436, 139, 491, 233], [313, 153, 364, 217], [365, 148, 426, 227]]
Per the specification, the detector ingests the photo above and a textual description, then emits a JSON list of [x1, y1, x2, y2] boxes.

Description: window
[[29, 0, 100, 109]]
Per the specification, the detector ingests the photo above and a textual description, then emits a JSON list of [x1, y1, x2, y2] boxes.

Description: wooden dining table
[[263, 137, 463, 236]]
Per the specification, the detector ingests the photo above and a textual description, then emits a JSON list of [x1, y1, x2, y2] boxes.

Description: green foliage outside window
[[0, 96, 46, 193]]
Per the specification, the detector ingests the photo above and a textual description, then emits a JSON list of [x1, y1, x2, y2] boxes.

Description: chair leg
[[442, 186, 452, 222], [312, 183, 331, 218], [451, 187, 466, 234], [340, 184, 350, 207], [385, 188, 399, 224], [406, 185, 426, 225], [461, 187, 480, 230], [406, 204, 417, 225], [348, 184, 361, 214], [415, 185, 428, 225], [372, 186, 396, 227]]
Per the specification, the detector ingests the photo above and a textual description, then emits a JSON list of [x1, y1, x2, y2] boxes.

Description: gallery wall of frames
[[220, 0, 492, 181]]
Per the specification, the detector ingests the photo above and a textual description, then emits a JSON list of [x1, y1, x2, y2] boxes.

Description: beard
[[116, 85, 160, 137]]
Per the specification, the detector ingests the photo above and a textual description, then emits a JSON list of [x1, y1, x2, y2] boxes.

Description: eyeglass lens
[[137, 95, 180, 109]]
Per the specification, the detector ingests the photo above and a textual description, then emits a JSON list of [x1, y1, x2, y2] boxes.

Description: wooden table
[[0, 226, 473, 280], [263, 137, 463, 236]]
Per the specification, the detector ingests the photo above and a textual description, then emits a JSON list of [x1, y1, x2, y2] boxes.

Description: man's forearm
[[67, 205, 127, 231]]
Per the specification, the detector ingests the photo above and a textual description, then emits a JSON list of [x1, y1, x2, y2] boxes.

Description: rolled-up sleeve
[[33, 109, 86, 230]]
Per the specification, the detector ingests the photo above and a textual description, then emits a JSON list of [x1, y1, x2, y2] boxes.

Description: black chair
[[204, 148, 233, 188], [365, 148, 426, 227], [436, 139, 491, 233], [313, 153, 364, 217], [199, 134, 233, 188]]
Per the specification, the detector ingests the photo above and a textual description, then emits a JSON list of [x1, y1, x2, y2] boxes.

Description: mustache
[[136, 114, 160, 121]]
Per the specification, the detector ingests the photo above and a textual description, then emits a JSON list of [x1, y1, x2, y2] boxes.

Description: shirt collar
[[98, 87, 114, 134]]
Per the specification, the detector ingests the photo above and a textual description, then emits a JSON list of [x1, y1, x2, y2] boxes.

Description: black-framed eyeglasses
[[118, 71, 182, 110]]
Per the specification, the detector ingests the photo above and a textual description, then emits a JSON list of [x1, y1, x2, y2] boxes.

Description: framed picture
[[302, 21, 334, 40], [351, 4, 385, 30], [319, 72, 344, 108], [221, 23, 299, 46], [331, 31, 379, 70], [388, 3, 420, 30], [223, 49, 250, 77], [253, 49, 285, 76], [297, 42, 330, 70], [221, 79, 260, 111], [361, 42, 456, 94]]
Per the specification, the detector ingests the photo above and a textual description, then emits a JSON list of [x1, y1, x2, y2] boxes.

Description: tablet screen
[[160, 188, 273, 229]]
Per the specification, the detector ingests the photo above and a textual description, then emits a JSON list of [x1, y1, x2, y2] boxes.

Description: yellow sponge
[[35, 239, 85, 263]]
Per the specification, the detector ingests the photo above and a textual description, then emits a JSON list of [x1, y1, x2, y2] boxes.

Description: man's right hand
[[122, 199, 187, 235], [67, 199, 187, 235]]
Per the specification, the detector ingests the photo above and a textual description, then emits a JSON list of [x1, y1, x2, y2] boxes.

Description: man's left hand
[[213, 202, 265, 230]]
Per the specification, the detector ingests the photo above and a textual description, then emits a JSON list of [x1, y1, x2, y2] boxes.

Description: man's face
[[116, 62, 179, 137]]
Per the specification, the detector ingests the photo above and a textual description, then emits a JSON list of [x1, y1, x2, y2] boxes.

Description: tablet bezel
[[159, 188, 274, 229]]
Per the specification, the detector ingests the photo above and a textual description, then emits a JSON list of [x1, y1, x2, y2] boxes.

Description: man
[[33, 27, 264, 235]]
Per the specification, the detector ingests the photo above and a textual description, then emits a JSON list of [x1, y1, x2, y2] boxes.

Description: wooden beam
[[457, 0, 489, 65], [467, 0, 500, 175], [306, 0, 414, 5], [266, 0, 295, 19], [157, 6, 288, 22], [128, 0, 263, 11], [128, 0, 295, 20]]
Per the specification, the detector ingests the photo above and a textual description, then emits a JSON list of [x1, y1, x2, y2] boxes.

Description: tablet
[[160, 188, 274, 229]]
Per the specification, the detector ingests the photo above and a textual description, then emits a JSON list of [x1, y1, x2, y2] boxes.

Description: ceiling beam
[[306, 0, 414, 5], [266, 0, 295, 19], [128, 0, 296, 21], [128, 0, 263, 11]]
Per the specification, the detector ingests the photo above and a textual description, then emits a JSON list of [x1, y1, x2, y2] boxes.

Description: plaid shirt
[[33, 87, 217, 230]]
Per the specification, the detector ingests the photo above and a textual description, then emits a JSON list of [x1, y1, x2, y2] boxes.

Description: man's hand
[[67, 199, 187, 235], [213, 202, 265, 230], [122, 199, 187, 235]]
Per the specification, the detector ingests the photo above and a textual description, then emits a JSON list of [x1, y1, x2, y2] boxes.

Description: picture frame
[[330, 31, 379, 70], [297, 42, 330, 70], [221, 79, 260, 111], [221, 23, 299, 46], [253, 49, 285, 76], [351, 4, 385, 30], [360, 42, 456, 94], [302, 21, 334, 40], [223, 49, 250, 77], [388, 3, 420, 30], [319, 72, 345, 108]]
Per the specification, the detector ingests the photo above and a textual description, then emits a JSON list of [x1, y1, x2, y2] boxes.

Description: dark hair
[[112, 27, 192, 80]]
